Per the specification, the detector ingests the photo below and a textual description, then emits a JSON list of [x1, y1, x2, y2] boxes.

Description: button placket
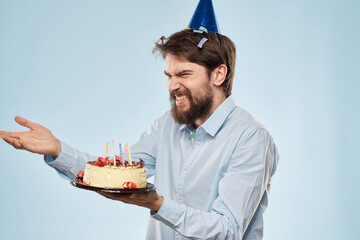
[[177, 127, 205, 204]]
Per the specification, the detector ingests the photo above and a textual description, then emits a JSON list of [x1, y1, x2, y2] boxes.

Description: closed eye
[[177, 70, 193, 77], [164, 70, 194, 79]]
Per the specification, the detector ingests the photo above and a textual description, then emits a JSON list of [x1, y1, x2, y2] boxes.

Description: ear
[[211, 64, 227, 87]]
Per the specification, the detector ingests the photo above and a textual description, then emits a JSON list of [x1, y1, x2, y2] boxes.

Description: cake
[[79, 156, 147, 189]]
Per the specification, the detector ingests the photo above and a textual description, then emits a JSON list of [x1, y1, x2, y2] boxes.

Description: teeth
[[176, 95, 186, 101]]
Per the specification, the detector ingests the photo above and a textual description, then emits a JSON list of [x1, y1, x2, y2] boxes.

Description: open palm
[[0, 116, 61, 158]]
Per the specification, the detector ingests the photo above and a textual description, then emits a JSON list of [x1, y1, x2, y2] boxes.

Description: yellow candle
[[106, 142, 109, 158], [128, 144, 132, 165]]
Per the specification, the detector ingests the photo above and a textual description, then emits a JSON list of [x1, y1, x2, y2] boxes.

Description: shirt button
[[178, 196, 182, 200], [197, 141, 200, 145], [184, 165, 188, 170]]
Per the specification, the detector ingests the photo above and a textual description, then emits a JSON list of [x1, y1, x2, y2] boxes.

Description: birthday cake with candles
[[80, 142, 147, 189]]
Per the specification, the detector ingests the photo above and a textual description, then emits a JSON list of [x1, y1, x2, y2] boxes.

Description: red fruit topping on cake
[[116, 155, 123, 165], [94, 161, 103, 166], [94, 157, 108, 166], [77, 171, 84, 178], [122, 182, 137, 189]]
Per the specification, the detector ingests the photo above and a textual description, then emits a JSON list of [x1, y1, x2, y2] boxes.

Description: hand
[[0, 116, 61, 158], [98, 190, 164, 212]]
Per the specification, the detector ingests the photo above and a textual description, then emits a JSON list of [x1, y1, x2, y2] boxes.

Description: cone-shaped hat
[[188, 0, 220, 33]]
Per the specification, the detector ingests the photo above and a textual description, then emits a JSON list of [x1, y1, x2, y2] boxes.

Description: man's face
[[165, 54, 214, 125]]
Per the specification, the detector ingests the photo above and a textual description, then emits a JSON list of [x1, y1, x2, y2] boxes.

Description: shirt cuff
[[43, 141, 88, 180], [44, 154, 56, 164], [44, 141, 72, 168], [151, 197, 185, 228]]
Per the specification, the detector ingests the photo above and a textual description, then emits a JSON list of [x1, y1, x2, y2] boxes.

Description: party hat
[[188, 0, 220, 33]]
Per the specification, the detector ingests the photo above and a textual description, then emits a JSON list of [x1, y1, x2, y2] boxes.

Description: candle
[[123, 143, 127, 164], [119, 143, 124, 165], [112, 140, 116, 166], [128, 144, 132, 165], [126, 143, 129, 164], [106, 142, 110, 158]]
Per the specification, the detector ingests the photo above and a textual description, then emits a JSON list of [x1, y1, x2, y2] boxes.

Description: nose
[[168, 77, 181, 93]]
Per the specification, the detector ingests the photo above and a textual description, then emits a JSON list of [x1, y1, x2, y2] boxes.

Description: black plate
[[71, 179, 156, 193]]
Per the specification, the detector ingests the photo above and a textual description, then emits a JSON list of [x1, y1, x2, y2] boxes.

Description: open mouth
[[175, 95, 186, 101], [175, 95, 187, 106]]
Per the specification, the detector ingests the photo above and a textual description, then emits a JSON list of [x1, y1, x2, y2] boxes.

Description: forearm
[[152, 197, 240, 240], [44, 141, 97, 180]]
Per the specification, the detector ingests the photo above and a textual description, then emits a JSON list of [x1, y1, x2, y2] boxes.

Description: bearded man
[[0, 28, 279, 240]]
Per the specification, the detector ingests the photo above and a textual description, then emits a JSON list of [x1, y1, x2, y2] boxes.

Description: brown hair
[[153, 30, 236, 97]]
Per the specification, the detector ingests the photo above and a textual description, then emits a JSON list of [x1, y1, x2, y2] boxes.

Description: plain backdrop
[[1, 0, 359, 239]]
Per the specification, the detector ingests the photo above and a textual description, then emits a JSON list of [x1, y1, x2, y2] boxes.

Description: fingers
[[98, 192, 133, 199], [14, 116, 39, 130], [0, 130, 23, 139], [0, 116, 35, 138], [0, 134, 23, 150], [0, 126, 30, 151], [97, 192, 138, 203]]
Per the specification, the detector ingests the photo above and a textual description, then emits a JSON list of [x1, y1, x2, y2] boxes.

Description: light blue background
[[1, 0, 359, 239]]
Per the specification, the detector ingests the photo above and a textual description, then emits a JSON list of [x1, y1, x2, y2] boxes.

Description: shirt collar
[[179, 95, 237, 137]]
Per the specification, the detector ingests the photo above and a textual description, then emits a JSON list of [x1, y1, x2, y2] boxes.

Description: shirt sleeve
[[44, 113, 169, 181], [44, 141, 97, 180], [152, 128, 279, 239]]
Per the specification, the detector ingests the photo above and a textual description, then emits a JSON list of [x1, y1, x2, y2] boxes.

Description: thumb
[[14, 116, 38, 130]]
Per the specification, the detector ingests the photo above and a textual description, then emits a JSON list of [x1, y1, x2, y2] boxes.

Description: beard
[[170, 83, 214, 125]]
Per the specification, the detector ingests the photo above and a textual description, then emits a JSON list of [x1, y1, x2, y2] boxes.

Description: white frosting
[[83, 163, 147, 189]]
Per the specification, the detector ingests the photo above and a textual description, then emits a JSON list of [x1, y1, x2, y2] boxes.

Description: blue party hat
[[188, 0, 220, 33]]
